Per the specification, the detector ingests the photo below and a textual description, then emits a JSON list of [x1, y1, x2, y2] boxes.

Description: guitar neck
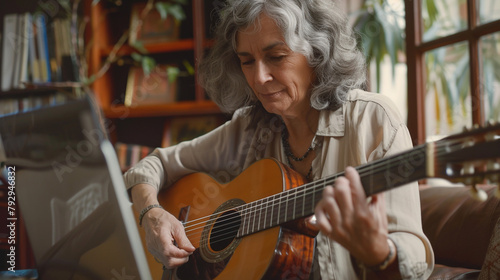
[[237, 143, 429, 237]]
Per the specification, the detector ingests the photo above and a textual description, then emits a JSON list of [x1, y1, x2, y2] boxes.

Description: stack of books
[[114, 142, 155, 172], [1, 13, 79, 91]]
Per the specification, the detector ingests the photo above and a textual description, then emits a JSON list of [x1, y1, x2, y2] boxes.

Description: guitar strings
[[185, 139, 463, 247], [181, 139, 469, 247], [185, 139, 421, 233], [187, 139, 462, 248], [195, 139, 476, 248], [198, 140, 471, 247], [191, 186, 315, 244]]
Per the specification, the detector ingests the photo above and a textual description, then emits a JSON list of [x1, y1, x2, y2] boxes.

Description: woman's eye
[[270, 55, 285, 62], [241, 59, 254, 66]]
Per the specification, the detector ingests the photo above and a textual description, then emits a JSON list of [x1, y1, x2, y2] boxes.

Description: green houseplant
[[352, 0, 500, 133], [352, 0, 405, 92]]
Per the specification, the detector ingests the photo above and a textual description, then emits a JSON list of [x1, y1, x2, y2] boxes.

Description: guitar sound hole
[[210, 210, 241, 251]]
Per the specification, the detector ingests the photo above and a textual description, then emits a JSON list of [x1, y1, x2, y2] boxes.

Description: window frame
[[405, 0, 500, 144]]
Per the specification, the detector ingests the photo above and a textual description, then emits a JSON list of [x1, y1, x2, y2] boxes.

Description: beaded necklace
[[281, 127, 317, 181]]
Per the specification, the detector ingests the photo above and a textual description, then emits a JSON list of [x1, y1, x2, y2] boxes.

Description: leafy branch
[[72, 0, 188, 88]]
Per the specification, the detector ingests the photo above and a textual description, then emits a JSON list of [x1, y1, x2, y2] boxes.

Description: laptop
[[0, 97, 152, 280]]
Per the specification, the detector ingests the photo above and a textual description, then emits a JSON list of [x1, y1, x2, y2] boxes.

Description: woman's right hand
[[131, 184, 195, 269], [141, 207, 195, 269]]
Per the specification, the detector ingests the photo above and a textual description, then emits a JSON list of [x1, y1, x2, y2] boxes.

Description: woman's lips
[[260, 90, 284, 98]]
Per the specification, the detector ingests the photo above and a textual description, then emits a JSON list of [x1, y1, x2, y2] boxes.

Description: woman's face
[[236, 13, 315, 118]]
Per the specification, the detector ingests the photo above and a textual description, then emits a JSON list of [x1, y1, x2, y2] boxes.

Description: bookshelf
[[1, 0, 226, 146], [0, 1, 87, 270], [1, 0, 227, 276], [0, 0, 83, 117]]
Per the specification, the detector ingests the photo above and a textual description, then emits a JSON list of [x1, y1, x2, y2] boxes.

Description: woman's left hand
[[314, 166, 391, 267]]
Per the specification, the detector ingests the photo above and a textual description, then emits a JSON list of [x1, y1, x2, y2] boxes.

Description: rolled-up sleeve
[[384, 125, 434, 279]]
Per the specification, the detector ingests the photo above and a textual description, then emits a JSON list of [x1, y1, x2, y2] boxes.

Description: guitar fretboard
[[236, 144, 428, 237]]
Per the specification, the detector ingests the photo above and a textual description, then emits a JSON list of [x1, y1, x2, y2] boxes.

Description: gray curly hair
[[199, 0, 366, 113]]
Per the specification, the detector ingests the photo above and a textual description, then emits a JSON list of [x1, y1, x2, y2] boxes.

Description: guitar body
[[159, 158, 315, 280]]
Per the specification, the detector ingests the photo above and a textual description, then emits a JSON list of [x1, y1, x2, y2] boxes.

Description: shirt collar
[[316, 105, 345, 137]]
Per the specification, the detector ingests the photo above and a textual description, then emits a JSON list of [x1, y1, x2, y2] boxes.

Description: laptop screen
[[0, 98, 152, 280]]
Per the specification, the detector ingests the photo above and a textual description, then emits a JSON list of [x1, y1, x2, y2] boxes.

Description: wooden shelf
[[0, 86, 76, 97], [102, 100, 223, 118], [102, 39, 195, 57]]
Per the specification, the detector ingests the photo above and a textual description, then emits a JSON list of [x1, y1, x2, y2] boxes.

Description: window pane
[[421, 0, 468, 42], [478, 0, 500, 25], [480, 32, 500, 122], [424, 42, 472, 141]]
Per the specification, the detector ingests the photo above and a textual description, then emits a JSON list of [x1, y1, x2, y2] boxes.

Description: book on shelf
[[18, 13, 31, 88], [35, 13, 51, 83], [128, 2, 180, 46], [12, 13, 25, 89], [54, 17, 78, 82], [1, 14, 18, 91], [124, 65, 178, 107], [114, 142, 155, 172], [1, 13, 78, 92], [28, 13, 40, 83]]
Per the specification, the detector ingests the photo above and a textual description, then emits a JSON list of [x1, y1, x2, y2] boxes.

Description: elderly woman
[[124, 0, 434, 279]]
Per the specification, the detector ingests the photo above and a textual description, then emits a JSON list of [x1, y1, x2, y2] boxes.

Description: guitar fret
[[245, 202, 250, 235], [280, 193, 287, 224], [294, 188, 304, 219], [301, 188, 306, 217], [245, 204, 250, 235], [257, 199, 262, 232], [246, 205, 251, 236], [288, 187, 298, 222], [269, 197, 273, 228], [311, 187, 315, 213], [262, 197, 268, 231], [276, 193, 282, 226], [262, 197, 267, 230], [246, 204, 251, 235], [276, 193, 281, 225], [238, 206, 245, 236], [249, 204, 254, 234], [304, 187, 314, 216], [284, 190, 288, 222], [251, 201, 257, 232]]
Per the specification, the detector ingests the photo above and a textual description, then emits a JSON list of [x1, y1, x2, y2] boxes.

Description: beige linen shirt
[[124, 89, 434, 279]]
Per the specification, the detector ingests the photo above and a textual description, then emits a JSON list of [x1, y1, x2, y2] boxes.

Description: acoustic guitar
[[158, 123, 500, 280]]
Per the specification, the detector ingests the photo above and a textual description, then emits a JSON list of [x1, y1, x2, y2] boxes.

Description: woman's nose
[[254, 61, 273, 85]]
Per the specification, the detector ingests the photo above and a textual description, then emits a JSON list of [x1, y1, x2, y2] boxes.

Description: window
[[405, 0, 500, 143]]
